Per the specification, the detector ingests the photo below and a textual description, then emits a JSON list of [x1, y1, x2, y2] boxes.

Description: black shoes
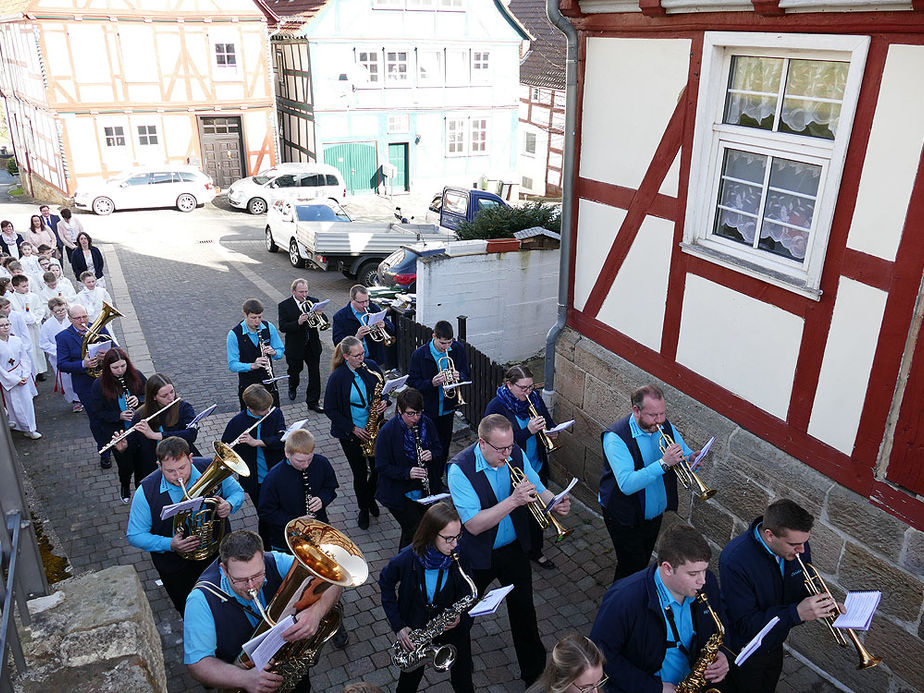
[[308, 404, 324, 414], [357, 509, 370, 530], [331, 625, 349, 649], [36, 373, 47, 382], [288, 390, 297, 401], [120, 482, 131, 504], [100, 457, 112, 469], [368, 501, 380, 518], [534, 556, 556, 570]]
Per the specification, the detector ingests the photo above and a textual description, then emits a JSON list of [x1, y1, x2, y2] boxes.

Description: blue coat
[[407, 340, 470, 420], [0, 233, 23, 256], [590, 564, 726, 693], [69, 244, 104, 281], [374, 412, 442, 509], [88, 374, 147, 439], [220, 408, 287, 498], [126, 400, 201, 466], [331, 302, 392, 364], [484, 392, 554, 478], [55, 324, 112, 407], [323, 359, 386, 440], [258, 456, 338, 551], [719, 516, 811, 653]]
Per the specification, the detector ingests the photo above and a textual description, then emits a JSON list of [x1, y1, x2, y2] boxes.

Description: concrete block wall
[[416, 244, 559, 363], [552, 327, 924, 692]]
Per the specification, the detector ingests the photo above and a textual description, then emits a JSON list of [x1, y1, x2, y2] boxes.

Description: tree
[[455, 201, 561, 240]]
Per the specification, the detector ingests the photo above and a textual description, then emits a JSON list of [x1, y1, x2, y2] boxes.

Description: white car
[[265, 198, 352, 268], [227, 162, 347, 215], [73, 165, 216, 215]]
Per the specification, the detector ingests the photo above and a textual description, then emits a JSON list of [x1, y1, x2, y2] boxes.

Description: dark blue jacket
[[55, 324, 112, 407], [375, 412, 442, 509], [220, 408, 287, 498], [323, 359, 386, 440], [449, 443, 533, 570], [230, 320, 276, 391], [258, 456, 338, 551], [378, 545, 476, 633], [194, 552, 286, 663], [484, 392, 555, 478], [0, 233, 23, 256], [331, 302, 392, 364], [127, 400, 201, 469], [719, 516, 810, 653], [88, 374, 147, 440], [599, 416, 679, 527], [68, 244, 104, 281], [590, 564, 726, 693], [407, 340, 470, 420]]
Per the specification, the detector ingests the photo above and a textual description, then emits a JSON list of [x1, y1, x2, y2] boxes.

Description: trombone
[[361, 308, 396, 346], [300, 299, 331, 331], [794, 554, 881, 670], [506, 461, 572, 543], [656, 425, 716, 502], [99, 397, 181, 454], [436, 355, 466, 406]]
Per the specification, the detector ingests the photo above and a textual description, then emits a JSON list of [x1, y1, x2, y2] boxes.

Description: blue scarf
[[496, 384, 531, 418], [400, 414, 431, 462], [415, 546, 454, 571]]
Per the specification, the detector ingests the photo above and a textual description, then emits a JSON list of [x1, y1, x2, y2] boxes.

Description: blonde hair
[[526, 633, 605, 693], [285, 429, 315, 456]]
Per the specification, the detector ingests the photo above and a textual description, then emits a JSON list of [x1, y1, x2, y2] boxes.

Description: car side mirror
[[268, 181, 278, 189]]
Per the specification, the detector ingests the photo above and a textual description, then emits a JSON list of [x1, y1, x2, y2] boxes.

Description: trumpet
[[99, 397, 180, 454], [436, 355, 466, 406], [794, 554, 881, 670], [506, 460, 572, 543], [656, 425, 716, 502], [300, 299, 331, 331], [361, 308, 396, 346], [527, 395, 559, 454]]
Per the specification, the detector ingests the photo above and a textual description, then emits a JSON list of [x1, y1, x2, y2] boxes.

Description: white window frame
[[103, 125, 126, 147], [385, 49, 410, 85], [470, 117, 488, 154], [137, 124, 158, 146], [446, 117, 466, 156], [388, 114, 410, 134], [407, 0, 436, 8], [471, 50, 490, 82], [439, 0, 465, 9], [524, 131, 537, 156], [356, 49, 381, 86], [372, 0, 403, 8], [417, 48, 444, 87], [445, 116, 488, 156], [214, 42, 238, 70], [445, 48, 469, 86], [682, 32, 869, 299]]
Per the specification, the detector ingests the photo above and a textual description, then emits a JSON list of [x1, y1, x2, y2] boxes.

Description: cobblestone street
[[8, 197, 843, 692]]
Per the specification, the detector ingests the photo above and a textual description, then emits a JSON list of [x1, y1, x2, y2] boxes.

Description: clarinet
[[301, 468, 316, 520], [117, 374, 134, 416], [413, 425, 430, 497], [258, 334, 276, 390]]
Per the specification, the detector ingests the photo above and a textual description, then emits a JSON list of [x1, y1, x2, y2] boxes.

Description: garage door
[[323, 142, 378, 195]]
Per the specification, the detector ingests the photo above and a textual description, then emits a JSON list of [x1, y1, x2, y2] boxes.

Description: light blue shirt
[[600, 417, 691, 520], [424, 566, 448, 604], [351, 306, 370, 357], [654, 568, 695, 685], [349, 368, 370, 429], [245, 409, 268, 482], [428, 340, 446, 416], [117, 394, 131, 430], [515, 414, 540, 470], [183, 551, 296, 664], [226, 320, 284, 373], [126, 464, 245, 553], [448, 444, 546, 550], [754, 523, 785, 577]]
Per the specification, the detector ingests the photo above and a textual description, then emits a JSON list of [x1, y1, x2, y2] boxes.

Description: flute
[[99, 398, 181, 453]]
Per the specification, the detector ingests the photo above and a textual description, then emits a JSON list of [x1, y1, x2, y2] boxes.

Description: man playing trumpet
[[278, 279, 325, 412]]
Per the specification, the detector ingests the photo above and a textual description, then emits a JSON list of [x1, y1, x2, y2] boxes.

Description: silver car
[[227, 162, 347, 215], [73, 165, 216, 215]]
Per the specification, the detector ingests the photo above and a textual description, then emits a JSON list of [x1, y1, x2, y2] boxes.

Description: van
[[226, 162, 347, 214]]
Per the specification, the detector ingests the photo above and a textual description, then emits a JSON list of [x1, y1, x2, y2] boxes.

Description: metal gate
[[199, 116, 245, 190], [323, 142, 378, 195]]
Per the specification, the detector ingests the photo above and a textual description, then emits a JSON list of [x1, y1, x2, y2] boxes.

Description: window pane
[[713, 149, 768, 247], [778, 60, 848, 140], [471, 119, 487, 152], [758, 157, 821, 261], [723, 56, 783, 131], [447, 119, 465, 153]]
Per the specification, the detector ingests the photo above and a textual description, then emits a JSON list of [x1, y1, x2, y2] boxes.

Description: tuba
[[795, 554, 881, 670], [437, 355, 466, 406], [81, 302, 123, 378], [232, 518, 368, 692], [360, 308, 396, 346], [172, 441, 251, 562], [358, 363, 385, 458], [506, 460, 572, 543], [656, 425, 716, 502], [676, 593, 724, 693], [300, 299, 331, 331]]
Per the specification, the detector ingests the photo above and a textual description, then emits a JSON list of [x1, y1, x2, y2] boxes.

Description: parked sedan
[[227, 162, 346, 214], [376, 246, 420, 294], [73, 165, 216, 215]]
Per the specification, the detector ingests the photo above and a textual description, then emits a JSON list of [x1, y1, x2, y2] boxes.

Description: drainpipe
[[542, 0, 578, 404]]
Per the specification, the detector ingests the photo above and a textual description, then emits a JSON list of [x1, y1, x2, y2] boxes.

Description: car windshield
[[253, 174, 273, 185], [296, 205, 351, 222]]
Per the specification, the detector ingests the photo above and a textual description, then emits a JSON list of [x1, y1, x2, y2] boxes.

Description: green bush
[[455, 201, 561, 240], [5, 157, 18, 175]]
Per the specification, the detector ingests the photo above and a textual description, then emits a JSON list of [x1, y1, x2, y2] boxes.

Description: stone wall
[[13, 564, 167, 692], [25, 172, 70, 207], [551, 327, 924, 692]]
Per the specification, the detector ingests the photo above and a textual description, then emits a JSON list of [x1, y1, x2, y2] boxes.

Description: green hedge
[[455, 201, 561, 240], [5, 157, 18, 175]]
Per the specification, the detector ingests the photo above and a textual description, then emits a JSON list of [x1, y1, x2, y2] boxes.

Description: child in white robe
[[77, 271, 112, 322], [8, 275, 46, 378], [40, 270, 78, 304], [17, 242, 42, 279], [0, 315, 40, 438], [47, 260, 78, 299], [39, 297, 81, 413]]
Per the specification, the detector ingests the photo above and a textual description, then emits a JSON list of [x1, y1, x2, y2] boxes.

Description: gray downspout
[[542, 0, 578, 404]]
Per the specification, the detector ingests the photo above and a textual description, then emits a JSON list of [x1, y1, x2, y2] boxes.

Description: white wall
[[519, 121, 548, 196], [416, 246, 559, 364], [573, 199, 626, 312]]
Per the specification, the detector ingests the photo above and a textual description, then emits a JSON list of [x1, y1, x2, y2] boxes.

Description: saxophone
[[390, 552, 479, 673], [413, 424, 430, 497], [358, 363, 384, 457], [675, 592, 724, 693]]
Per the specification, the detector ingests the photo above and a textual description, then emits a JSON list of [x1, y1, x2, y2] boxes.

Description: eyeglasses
[[438, 532, 462, 544], [227, 569, 266, 587], [483, 439, 514, 454], [511, 382, 533, 393], [402, 410, 422, 418], [572, 675, 608, 693]]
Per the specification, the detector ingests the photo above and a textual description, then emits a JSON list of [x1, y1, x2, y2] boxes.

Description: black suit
[[277, 295, 323, 406]]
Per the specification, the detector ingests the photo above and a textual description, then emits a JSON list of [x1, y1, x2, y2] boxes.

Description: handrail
[[1, 510, 28, 692]]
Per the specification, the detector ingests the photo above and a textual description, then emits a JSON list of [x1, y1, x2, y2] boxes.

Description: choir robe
[[39, 314, 77, 403], [77, 286, 113, 322], [0, 335, 37, 432], [8, 291, 46, 374]]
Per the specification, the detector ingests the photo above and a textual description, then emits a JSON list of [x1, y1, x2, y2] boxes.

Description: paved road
[[8, 194, 841, 692]]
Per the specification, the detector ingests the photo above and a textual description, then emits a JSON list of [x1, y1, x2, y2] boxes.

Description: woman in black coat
[[379, 501, 476, 693], [68, 231, 105, 284]]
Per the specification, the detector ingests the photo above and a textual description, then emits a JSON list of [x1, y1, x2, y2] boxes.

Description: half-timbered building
[[0, 0, 276, 199], [549, 1, 924, 688]]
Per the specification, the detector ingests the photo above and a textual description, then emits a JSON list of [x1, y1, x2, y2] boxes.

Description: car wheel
[[92, 197, 114, 216], [357, 261, 379, 288], [248, 197, 268, 215], [176, 193, 197, 212], [265, 227, 278, 253], [289, 239, 304, 268]]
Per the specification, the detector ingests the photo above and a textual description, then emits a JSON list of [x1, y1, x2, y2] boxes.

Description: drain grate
[[198, 239, 214, 244]]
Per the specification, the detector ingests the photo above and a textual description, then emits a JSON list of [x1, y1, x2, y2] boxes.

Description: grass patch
[[7, 186, 23, 196]]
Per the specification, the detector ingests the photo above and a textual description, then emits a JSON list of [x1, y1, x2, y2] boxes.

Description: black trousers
[[725, 647, 783, 693], [396, 621, 474, 693], [244, 483, 273, 549], [340, 435, 378, 512], [387, 497, 427, 552], [527, 460, 550, 561], [158, 557, 211, 615], [286, 350, 321, 406], [114, 446, 155, 489], [433, 412, 455, 489], [603, 513, 663, 584], [472, 542, 546, 685]]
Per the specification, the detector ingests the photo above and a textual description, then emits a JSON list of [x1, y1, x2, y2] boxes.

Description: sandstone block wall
[[552, 327, 924, 692]]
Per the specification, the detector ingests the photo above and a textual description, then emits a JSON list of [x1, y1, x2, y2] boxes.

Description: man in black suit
[[278, 278, 325, 413], [331, 284, 393, 366], [38, 205, 62, 256]]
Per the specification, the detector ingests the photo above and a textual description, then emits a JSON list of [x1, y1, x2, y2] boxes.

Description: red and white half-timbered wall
[[519, 84, 566, 197], [552, 1, 924, 687]]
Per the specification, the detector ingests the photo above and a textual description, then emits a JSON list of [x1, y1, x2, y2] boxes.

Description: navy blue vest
[[233, 321, 272, 388], [452, 444, 532, 570], [195, 553, 286, 663], [598, 415, 678, 527], [140, 458, 230, 574]]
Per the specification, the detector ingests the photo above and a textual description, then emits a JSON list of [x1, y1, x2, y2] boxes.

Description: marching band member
[[227, 298, 285, 410], [447, 414, 571, 686], [39, 298, 81, 412], [323, 336, 388, 530], [720, 499, 834, 693], [526, 634, 607, 693], [127, 436, 245, 614], [379, 501, 475, 693], [375, 387, 443, 551], [89, 347, 146, 503], [331, 284, 393, 366], [0, 315, 40, 439], [184, 530, 341, 693], [590, 524, 729, 693], [407, 320, 469, 484], [599, 385, 698, 583], [485, 364, 557, 569], [278, 278, 325, 412]]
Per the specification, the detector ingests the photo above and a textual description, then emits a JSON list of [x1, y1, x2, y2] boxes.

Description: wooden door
[[199, 116, 244, 190], [323, 142, 377, 195], [388, 142, 409, 191]]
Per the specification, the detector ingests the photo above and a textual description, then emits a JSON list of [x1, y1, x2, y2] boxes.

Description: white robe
[[39, 315, 77, 403], [40, 280, 78, 304], [8, 291, 46, 374], [77, 286, 113, 322], [0, 335, 37, 433], [19, 255, 42, 277]]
